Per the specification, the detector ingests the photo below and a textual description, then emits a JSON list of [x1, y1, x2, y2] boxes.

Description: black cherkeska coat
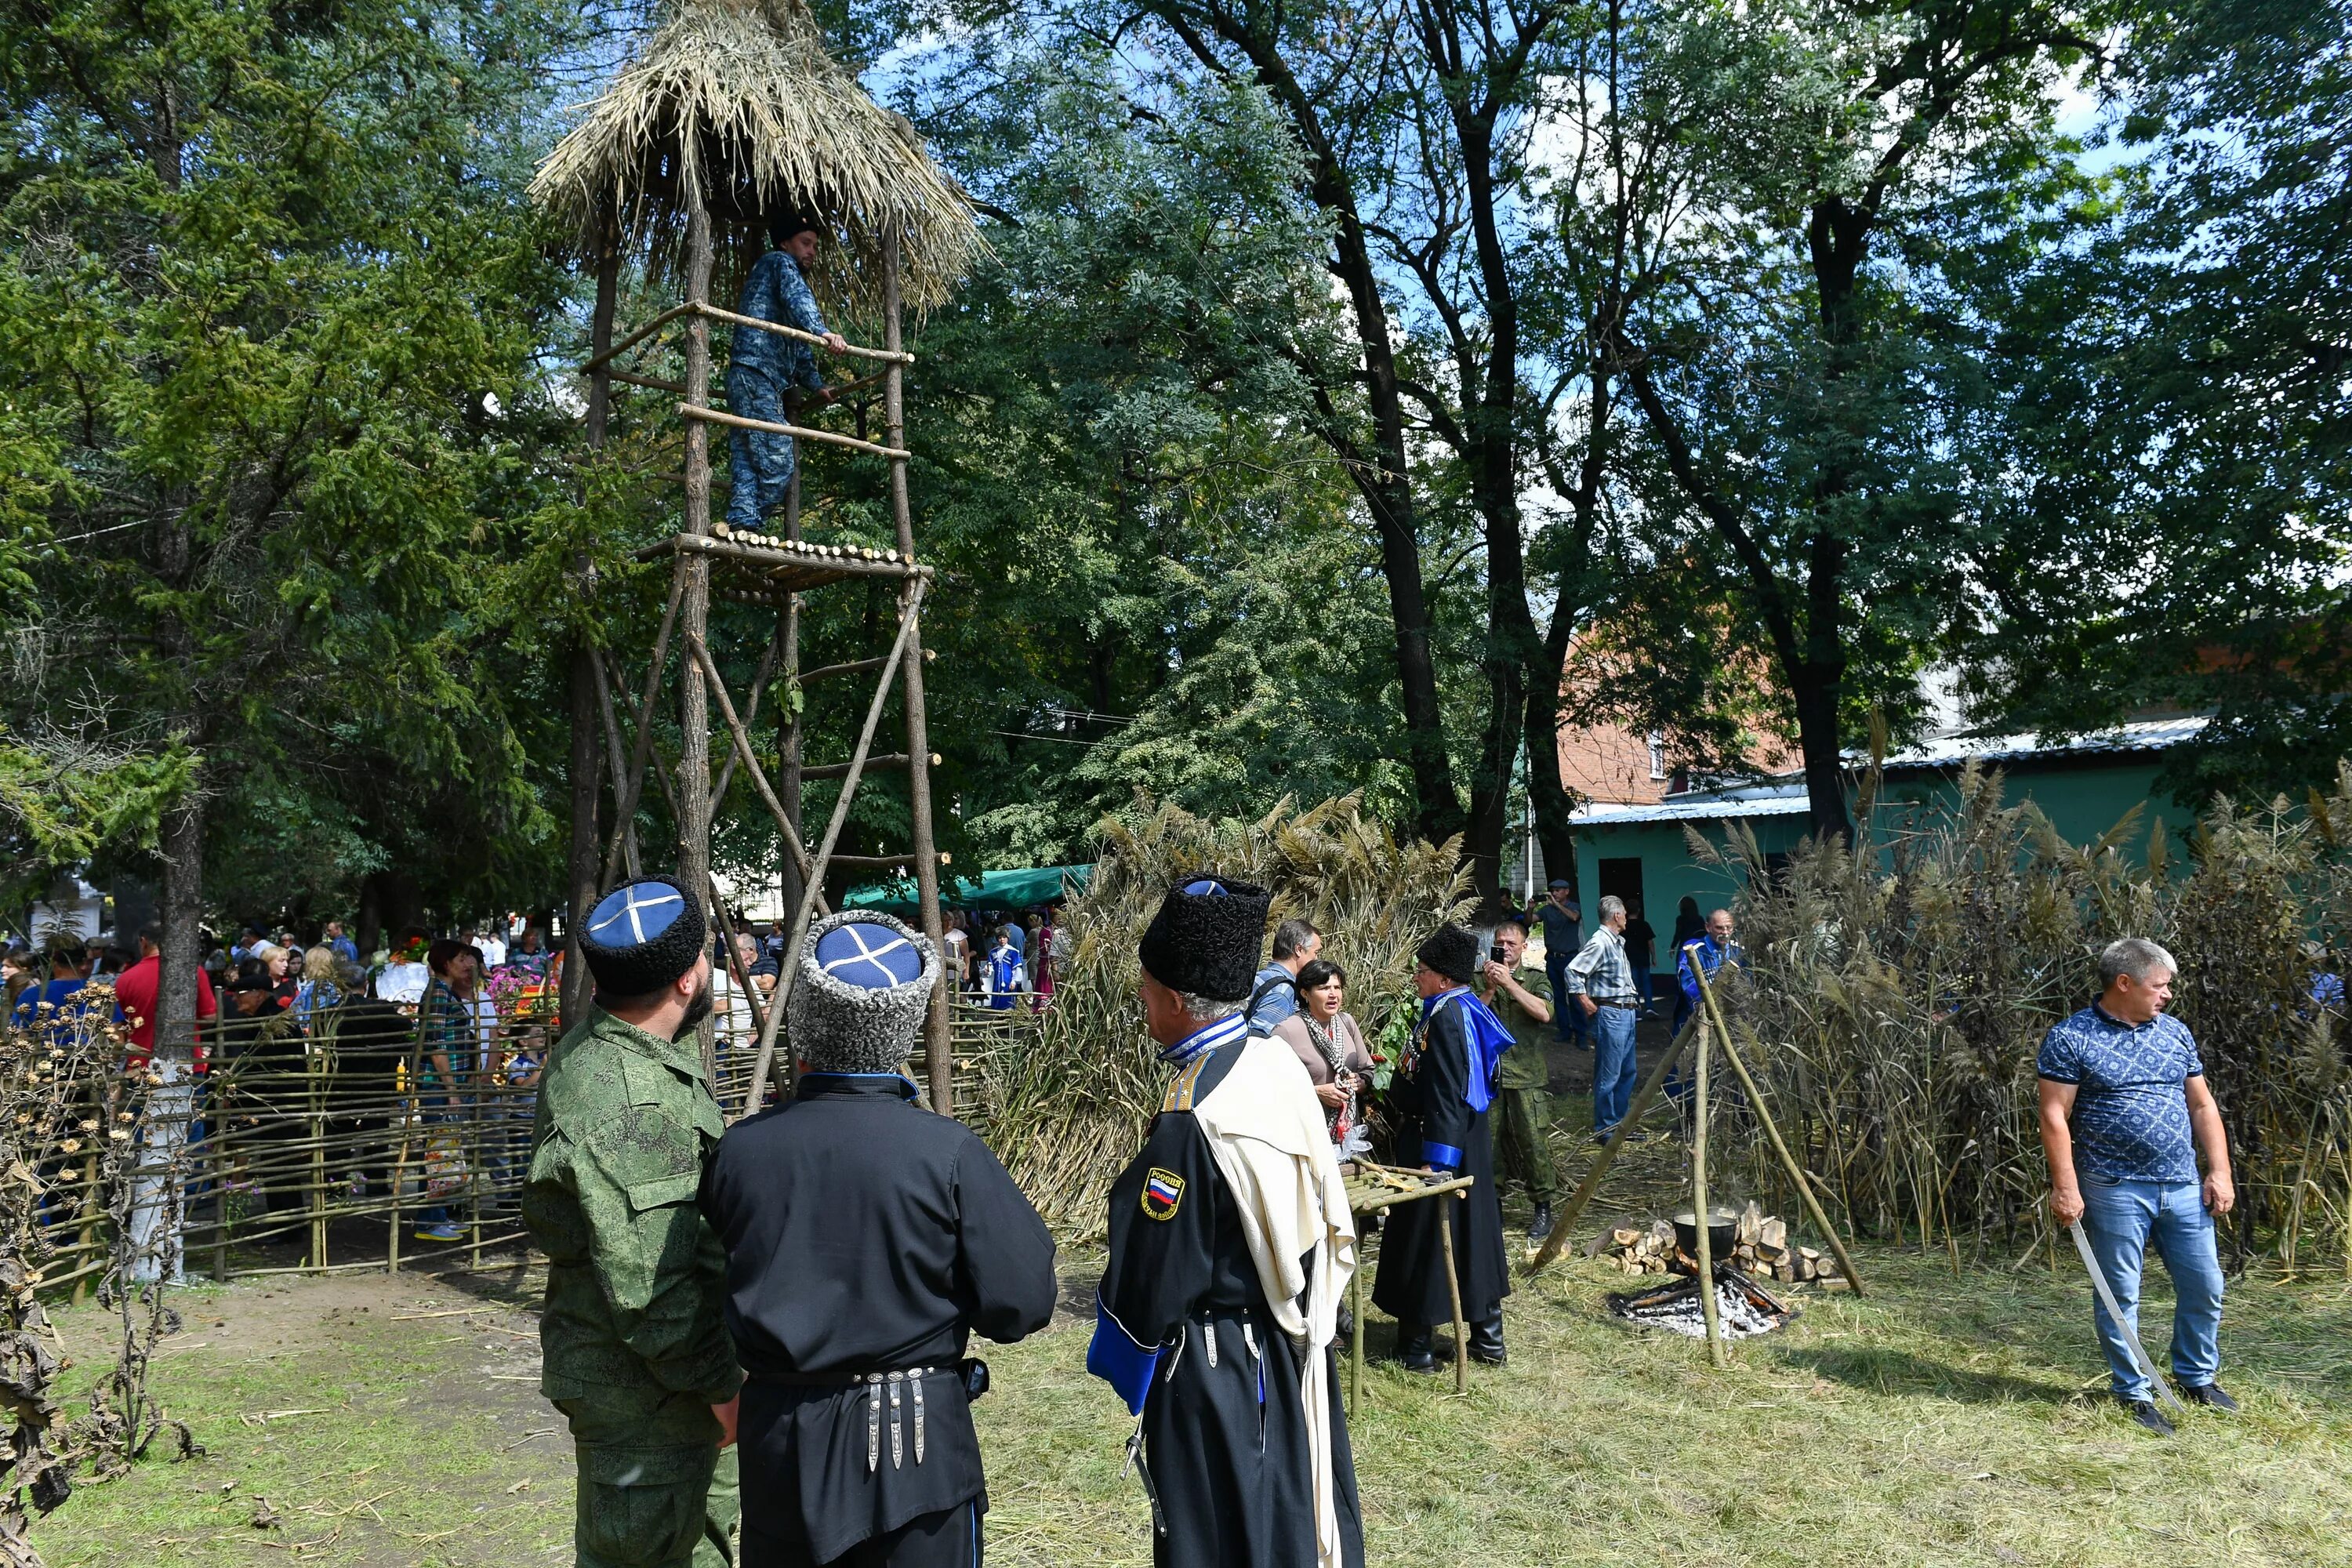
[[1371, 993, 1512, 1327], [1093, 1038, 1365, 1568], [699, 1073, 1058, 1566]]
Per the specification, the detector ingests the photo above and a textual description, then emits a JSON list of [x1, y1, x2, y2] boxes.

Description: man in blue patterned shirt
[[726, 213, 849, 529], [2037, 936, 2236, 1436]]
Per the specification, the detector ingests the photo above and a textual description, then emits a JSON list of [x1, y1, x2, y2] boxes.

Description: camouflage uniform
[[524, 1007, 743, 1568], [1488, 964, 1563, 1207]]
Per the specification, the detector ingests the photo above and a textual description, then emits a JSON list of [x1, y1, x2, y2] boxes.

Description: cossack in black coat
[[1371, 994, 1512, 1327], [1091, 1040, 1365, 1568], [700, 1073, 1058, 1566]]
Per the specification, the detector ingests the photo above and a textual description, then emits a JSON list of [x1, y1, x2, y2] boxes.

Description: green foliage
[[0, 0, 599, 923]]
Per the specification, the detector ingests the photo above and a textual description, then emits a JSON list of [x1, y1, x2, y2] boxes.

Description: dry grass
[[970, 793, 1472, 1236], [530, 0, 979, 315], [1703, 757, 2352, 1274]]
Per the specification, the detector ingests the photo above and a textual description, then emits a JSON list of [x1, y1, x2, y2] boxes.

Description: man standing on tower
[[700, 911, 1058, 1564], [524, 875, 742, 1568], [727, 212, 851, 531], [1088, 877, 1363, 1568]]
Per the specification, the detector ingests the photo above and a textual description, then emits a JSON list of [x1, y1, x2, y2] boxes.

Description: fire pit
[[1606, 1270, 1797, 1338], [1604, 1203, 1800, 1338]]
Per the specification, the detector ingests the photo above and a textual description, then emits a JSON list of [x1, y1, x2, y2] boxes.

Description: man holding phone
[[1482, 918, 1561, 1242]]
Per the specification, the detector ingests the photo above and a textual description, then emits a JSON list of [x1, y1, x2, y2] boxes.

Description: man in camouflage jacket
[[524, 876, 742, 1568]]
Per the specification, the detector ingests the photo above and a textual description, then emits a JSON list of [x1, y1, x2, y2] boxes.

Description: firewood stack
[[1589, 1201, 1848, 1287]]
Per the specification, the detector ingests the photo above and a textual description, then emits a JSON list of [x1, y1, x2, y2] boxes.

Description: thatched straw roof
[[531, 0, 978, 318]]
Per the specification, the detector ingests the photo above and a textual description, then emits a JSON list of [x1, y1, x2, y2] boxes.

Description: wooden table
[[1341, 1161, 1479, 1401]]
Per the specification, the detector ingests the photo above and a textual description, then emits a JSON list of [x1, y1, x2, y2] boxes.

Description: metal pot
[[1673, 1207, 1739, 1257]]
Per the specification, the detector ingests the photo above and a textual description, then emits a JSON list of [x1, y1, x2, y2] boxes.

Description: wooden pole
[[564, 232, 619, 1031], [687, 635, 829, 910], [600, 567, 688, 886], [1690, 1006, 1727, 1368], [590, 648, 643, 879], [884, 229, 954, 1116], [736, 583, 925, 1119], [1438, 1196, 1468, 1395], [1527, 1014, 1700, 1271], [677, 194, 718, 1083], [778, 471, 804, 942], [1694, 959, 1867, 1297]]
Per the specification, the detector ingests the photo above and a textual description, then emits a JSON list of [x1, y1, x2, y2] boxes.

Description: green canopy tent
[[843, 864, 1091, 915]]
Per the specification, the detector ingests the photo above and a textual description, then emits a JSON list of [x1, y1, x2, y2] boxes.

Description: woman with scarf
[[1272, 960, 1375, 1158], [1372, 922, 1515, 1372]]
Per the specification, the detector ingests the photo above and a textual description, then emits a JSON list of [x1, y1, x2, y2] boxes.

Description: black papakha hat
[[1416, 922, 1483, 987], [768, 210, 821, 249], [580, 875, 706, 999], [1138, 875, 1271, 1003]]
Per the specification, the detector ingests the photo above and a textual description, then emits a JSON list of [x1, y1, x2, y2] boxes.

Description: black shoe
[[1395, 1326, 1437, 1374], [1591, 1127, 1619, 1145], [2179, 1382, 2238, 1413], [2118, 1396, 2176, 1436], [1468, 1313, 1506, 1367], [1526, 1203, 1553, 1243]]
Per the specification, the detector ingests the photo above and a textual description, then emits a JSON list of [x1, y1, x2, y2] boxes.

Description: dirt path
[[38, 1256, 571, 1567]]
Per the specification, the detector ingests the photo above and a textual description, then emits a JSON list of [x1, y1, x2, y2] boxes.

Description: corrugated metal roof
[[1573, 789, 1810, 828], [1573, 716, 2208, 829], [1877, 715, 2209, 769]]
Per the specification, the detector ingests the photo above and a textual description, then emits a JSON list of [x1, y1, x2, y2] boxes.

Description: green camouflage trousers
[[559, 1393, 740, 1568], [1494, 1085, 1563, 1207]]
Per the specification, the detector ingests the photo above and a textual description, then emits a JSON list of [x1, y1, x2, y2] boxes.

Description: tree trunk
[[1790, 662, 1852, 846], [564, 238, 619, 1031], [1152, 7, 1461, 845], [133, 788, 203, 1283]]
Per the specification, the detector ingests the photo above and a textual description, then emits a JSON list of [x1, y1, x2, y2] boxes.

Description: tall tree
[[2, 0, 586, 1048], [1606, 0, 2108, 841]]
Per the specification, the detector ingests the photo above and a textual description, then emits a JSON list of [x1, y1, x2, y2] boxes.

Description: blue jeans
[[1590, 1006, 1639, 1132], [2080, 1175, 2224, 1400]]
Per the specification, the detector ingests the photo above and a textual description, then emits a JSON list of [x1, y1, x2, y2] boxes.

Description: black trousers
[[742, 1501, 980, 1567]]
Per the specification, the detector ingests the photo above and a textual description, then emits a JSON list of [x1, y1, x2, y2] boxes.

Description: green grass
[[30, 1239, 2352, 1566]]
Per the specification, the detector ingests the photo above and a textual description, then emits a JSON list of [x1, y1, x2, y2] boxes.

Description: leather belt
[[1591, 998, 1639, 1009]]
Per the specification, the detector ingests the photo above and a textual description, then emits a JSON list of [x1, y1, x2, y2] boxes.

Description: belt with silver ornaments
[[749, 1366, 952, 1473]]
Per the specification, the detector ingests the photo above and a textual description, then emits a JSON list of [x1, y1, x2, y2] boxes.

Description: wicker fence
[[8, 991, 1044, 1290]]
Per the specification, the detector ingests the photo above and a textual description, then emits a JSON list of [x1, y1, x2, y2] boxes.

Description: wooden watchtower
[[531, 0, 972, 1112]]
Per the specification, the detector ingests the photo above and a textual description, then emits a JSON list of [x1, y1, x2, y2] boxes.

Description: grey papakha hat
[[789, 910, 940, 1076]]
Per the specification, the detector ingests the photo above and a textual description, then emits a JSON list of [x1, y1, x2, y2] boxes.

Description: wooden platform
[[635, 528, 934, 601]]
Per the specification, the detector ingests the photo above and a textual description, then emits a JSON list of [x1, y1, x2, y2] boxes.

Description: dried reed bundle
[[1705, 760, 2352, 1274], [973, 794, 1472, 1238]]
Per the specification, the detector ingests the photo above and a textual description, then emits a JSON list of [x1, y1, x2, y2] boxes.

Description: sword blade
[[2069, 1219, 2188, 1414]]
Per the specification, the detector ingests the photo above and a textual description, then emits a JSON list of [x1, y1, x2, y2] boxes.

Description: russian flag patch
[[1141, 1167, 1185, 1221]]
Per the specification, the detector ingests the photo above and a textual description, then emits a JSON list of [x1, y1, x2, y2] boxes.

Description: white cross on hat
[[591, 884, 684, 945]]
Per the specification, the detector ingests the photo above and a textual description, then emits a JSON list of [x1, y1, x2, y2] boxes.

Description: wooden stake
[[1693, 957, 1867, 1298], [884, 227, 954, 1117], [1438, 1195, 1469, 1395], [600, 566, 687, 886], [736, 582, 927, 1120], [1527, 1014, 1701, 1271], [1690, 1000, 1727, 1368]]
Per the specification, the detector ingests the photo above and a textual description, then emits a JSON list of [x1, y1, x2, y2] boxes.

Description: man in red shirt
[[114, 925, 217, 1070]]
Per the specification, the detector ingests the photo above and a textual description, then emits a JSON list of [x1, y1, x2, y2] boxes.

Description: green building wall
[[1564, 756, 2180, 961]]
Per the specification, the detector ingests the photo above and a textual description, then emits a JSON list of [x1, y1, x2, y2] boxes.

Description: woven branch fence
[[1703, 760, 2352, 1276]]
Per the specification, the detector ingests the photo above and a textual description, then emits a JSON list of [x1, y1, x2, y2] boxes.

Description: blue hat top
[[1179, 877, 1241, 897], [586, 880, 690, 949], [813, 920, 925, 989]]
